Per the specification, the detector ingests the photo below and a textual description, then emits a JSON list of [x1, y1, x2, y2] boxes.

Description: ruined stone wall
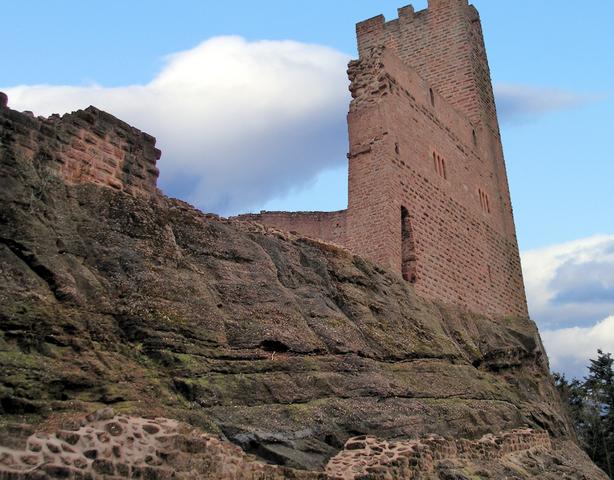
[[0, 95, 160, 197], [0, 410, 568, 480], [346, 47, 527, 317], [236, 210, 347, 245]]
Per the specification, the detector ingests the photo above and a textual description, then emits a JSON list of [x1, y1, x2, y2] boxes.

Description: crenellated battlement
[[428, 0, 469, 9], [356, 1, 496, 130], [356, 0, 470, 37]]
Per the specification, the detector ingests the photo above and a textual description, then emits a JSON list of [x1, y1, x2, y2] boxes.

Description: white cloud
[[542, 316, 614, 378], [522, 235, 614, 377], [3, 36, 351, 215], [494, 84, 589, 123], [522, 235, 614, 329], [5, 38, 592, 214]]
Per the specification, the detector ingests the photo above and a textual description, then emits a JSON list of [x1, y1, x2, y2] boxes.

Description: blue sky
[[2, 0, 613, 377]]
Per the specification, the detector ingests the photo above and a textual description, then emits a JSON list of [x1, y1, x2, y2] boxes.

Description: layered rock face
[[0, 103, 606, 478]]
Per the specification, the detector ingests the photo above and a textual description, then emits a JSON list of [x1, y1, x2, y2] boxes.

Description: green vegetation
[[554, 350, 614, 478]]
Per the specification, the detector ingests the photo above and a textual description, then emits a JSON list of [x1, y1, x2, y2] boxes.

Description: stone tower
[[239, 1, 528, 318]]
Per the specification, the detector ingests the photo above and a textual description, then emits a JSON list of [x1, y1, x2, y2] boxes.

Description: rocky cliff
[[0, 102, 607, 478]]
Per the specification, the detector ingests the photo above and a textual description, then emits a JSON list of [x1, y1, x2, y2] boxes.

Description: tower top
[[356, 1, 497, 129]]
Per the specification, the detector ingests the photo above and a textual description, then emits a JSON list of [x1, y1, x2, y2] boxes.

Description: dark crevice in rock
[[202, 250, 255, 264], [0, 396, 42, 415], [0, 237, 61, 300], [260, 340, 290, 354]]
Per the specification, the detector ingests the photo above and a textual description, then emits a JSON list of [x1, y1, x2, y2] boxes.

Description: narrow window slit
[[401, 206, 417, 283], [478, 188, 490, 213], [432, 150, 447, 180]]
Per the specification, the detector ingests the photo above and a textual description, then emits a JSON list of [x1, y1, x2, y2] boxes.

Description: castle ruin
[[0, 0, 528, 319], [238, 0, 529, 318]]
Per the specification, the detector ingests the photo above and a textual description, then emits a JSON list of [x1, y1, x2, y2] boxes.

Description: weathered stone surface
[[0, 119, 605, 477], [0, 411, 605, 480], [0, 101, 160, 199], [0, 410, 326, 479], [327, 430, 607, 479]]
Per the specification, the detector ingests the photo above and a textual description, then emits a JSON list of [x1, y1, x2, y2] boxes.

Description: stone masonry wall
[[346, 47, 527, 317], [236, 210, 347, 245], [237, 1, 528, 318], [355, 0, 517, 240], [0, 94, 160, 197]]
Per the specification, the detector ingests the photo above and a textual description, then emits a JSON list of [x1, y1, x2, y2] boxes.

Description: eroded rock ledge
[[327, 430, 550, 479]]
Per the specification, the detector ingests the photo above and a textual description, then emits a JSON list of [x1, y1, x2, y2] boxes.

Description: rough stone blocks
[[0, 100, 160, 198]]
